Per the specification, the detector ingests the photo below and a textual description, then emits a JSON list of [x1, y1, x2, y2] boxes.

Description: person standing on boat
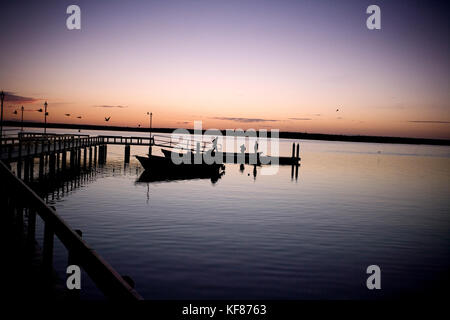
[[254, 140, 259, 153], [212, 137, 218, 155], [254, 140, 260, 164]]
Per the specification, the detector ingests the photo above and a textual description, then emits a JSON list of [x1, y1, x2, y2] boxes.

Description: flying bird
[[77, 116, 82, 119], [37, 108, 43, 112], [65, 113, 71, 116], [336, 108, 339, 112], [13, 110, 17, 115], [105, 116, 111, 122]]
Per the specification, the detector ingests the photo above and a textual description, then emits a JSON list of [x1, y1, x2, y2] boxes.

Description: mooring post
[[29, 157, 34, 182], [17, 140, 22, 179], [69, 149, 74, 170], [296, 143, 300, 160], [77, 148, 82, 169], [89, 147, 92, 168], [124, 144, 130, 163], [62, 150, 67, 171], [39, 153, 44, 179], [292, 143, 295, 159], [83, 147, 87, 169], [56, 152, 60, 172], [94, 145, 97, 166]]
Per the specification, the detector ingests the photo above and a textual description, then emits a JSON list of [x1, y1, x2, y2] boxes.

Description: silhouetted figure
[[253, 165, 257, 180], [239, 163, 245, 172], [254, 140, 260, 164], [212, 137, 218, 154]]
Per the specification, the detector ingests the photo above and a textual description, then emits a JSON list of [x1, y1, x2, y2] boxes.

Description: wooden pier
[[0, 131, 301, 299]]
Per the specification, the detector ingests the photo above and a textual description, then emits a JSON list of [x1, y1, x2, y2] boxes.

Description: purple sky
[[0, 0, 449, 138]]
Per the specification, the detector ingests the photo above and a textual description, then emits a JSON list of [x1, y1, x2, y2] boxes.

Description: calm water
[[20, 128, 449, 299]]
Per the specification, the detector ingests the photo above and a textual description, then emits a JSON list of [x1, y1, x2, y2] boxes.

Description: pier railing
[[0, 160, 143, 300]]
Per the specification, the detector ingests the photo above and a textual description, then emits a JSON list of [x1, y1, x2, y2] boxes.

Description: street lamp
[[147, 112, 152, 155], [0, 91, 4, 142], [44, 101, 48, 135]]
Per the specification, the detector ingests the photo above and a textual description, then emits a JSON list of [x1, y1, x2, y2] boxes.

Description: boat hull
[[135, 155, 225, 173]]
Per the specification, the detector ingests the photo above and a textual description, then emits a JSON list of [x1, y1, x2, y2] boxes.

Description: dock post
[[124, 144, 130, 163], [296, 143, 300, 160], [98, 145, 103, 164], [62, 151, 67, 171], [29, 157, 34, 182], [39, 153, 44, 179], [292, 143, 295, 159], [94, 145, 97, 166], [69, 149, 74, 170], [17, 140, 22, 179], [56, 152, 60, 172], [83, 147, 87, 169], [77, 148, 82, 169], [89, 147, 92, 168]]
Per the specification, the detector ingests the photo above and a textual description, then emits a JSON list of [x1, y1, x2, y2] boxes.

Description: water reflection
[[136, 168, 226, 184]]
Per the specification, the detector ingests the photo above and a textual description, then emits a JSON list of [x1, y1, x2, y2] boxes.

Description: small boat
[[135, 151, 225, 174]]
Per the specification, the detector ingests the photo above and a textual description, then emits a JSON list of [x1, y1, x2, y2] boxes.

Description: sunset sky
[[0, 0, 449, 139]]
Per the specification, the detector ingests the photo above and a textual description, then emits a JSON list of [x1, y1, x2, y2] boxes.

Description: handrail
[[0, 160, 143, 300]]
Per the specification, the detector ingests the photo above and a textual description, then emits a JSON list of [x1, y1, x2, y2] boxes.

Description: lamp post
[[147, 112, 152, 155], [44, 101, 48, 135], [21, 106, 24, 132], [0, 91, 4, 142]]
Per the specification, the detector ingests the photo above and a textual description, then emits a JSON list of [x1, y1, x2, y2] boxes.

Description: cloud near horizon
[[3, 92, 39, 104], [408, 120, 450, 124], [211, 117, 279, 123], [94, 105, 128, 109], [289, 118, 312, 121]]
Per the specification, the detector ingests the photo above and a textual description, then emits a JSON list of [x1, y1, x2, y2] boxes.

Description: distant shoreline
[[3, 120, 450, 146]]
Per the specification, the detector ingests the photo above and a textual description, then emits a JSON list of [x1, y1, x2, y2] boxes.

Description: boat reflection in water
[[135, 164, 226, 184], [136, 168, 225, 184]]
